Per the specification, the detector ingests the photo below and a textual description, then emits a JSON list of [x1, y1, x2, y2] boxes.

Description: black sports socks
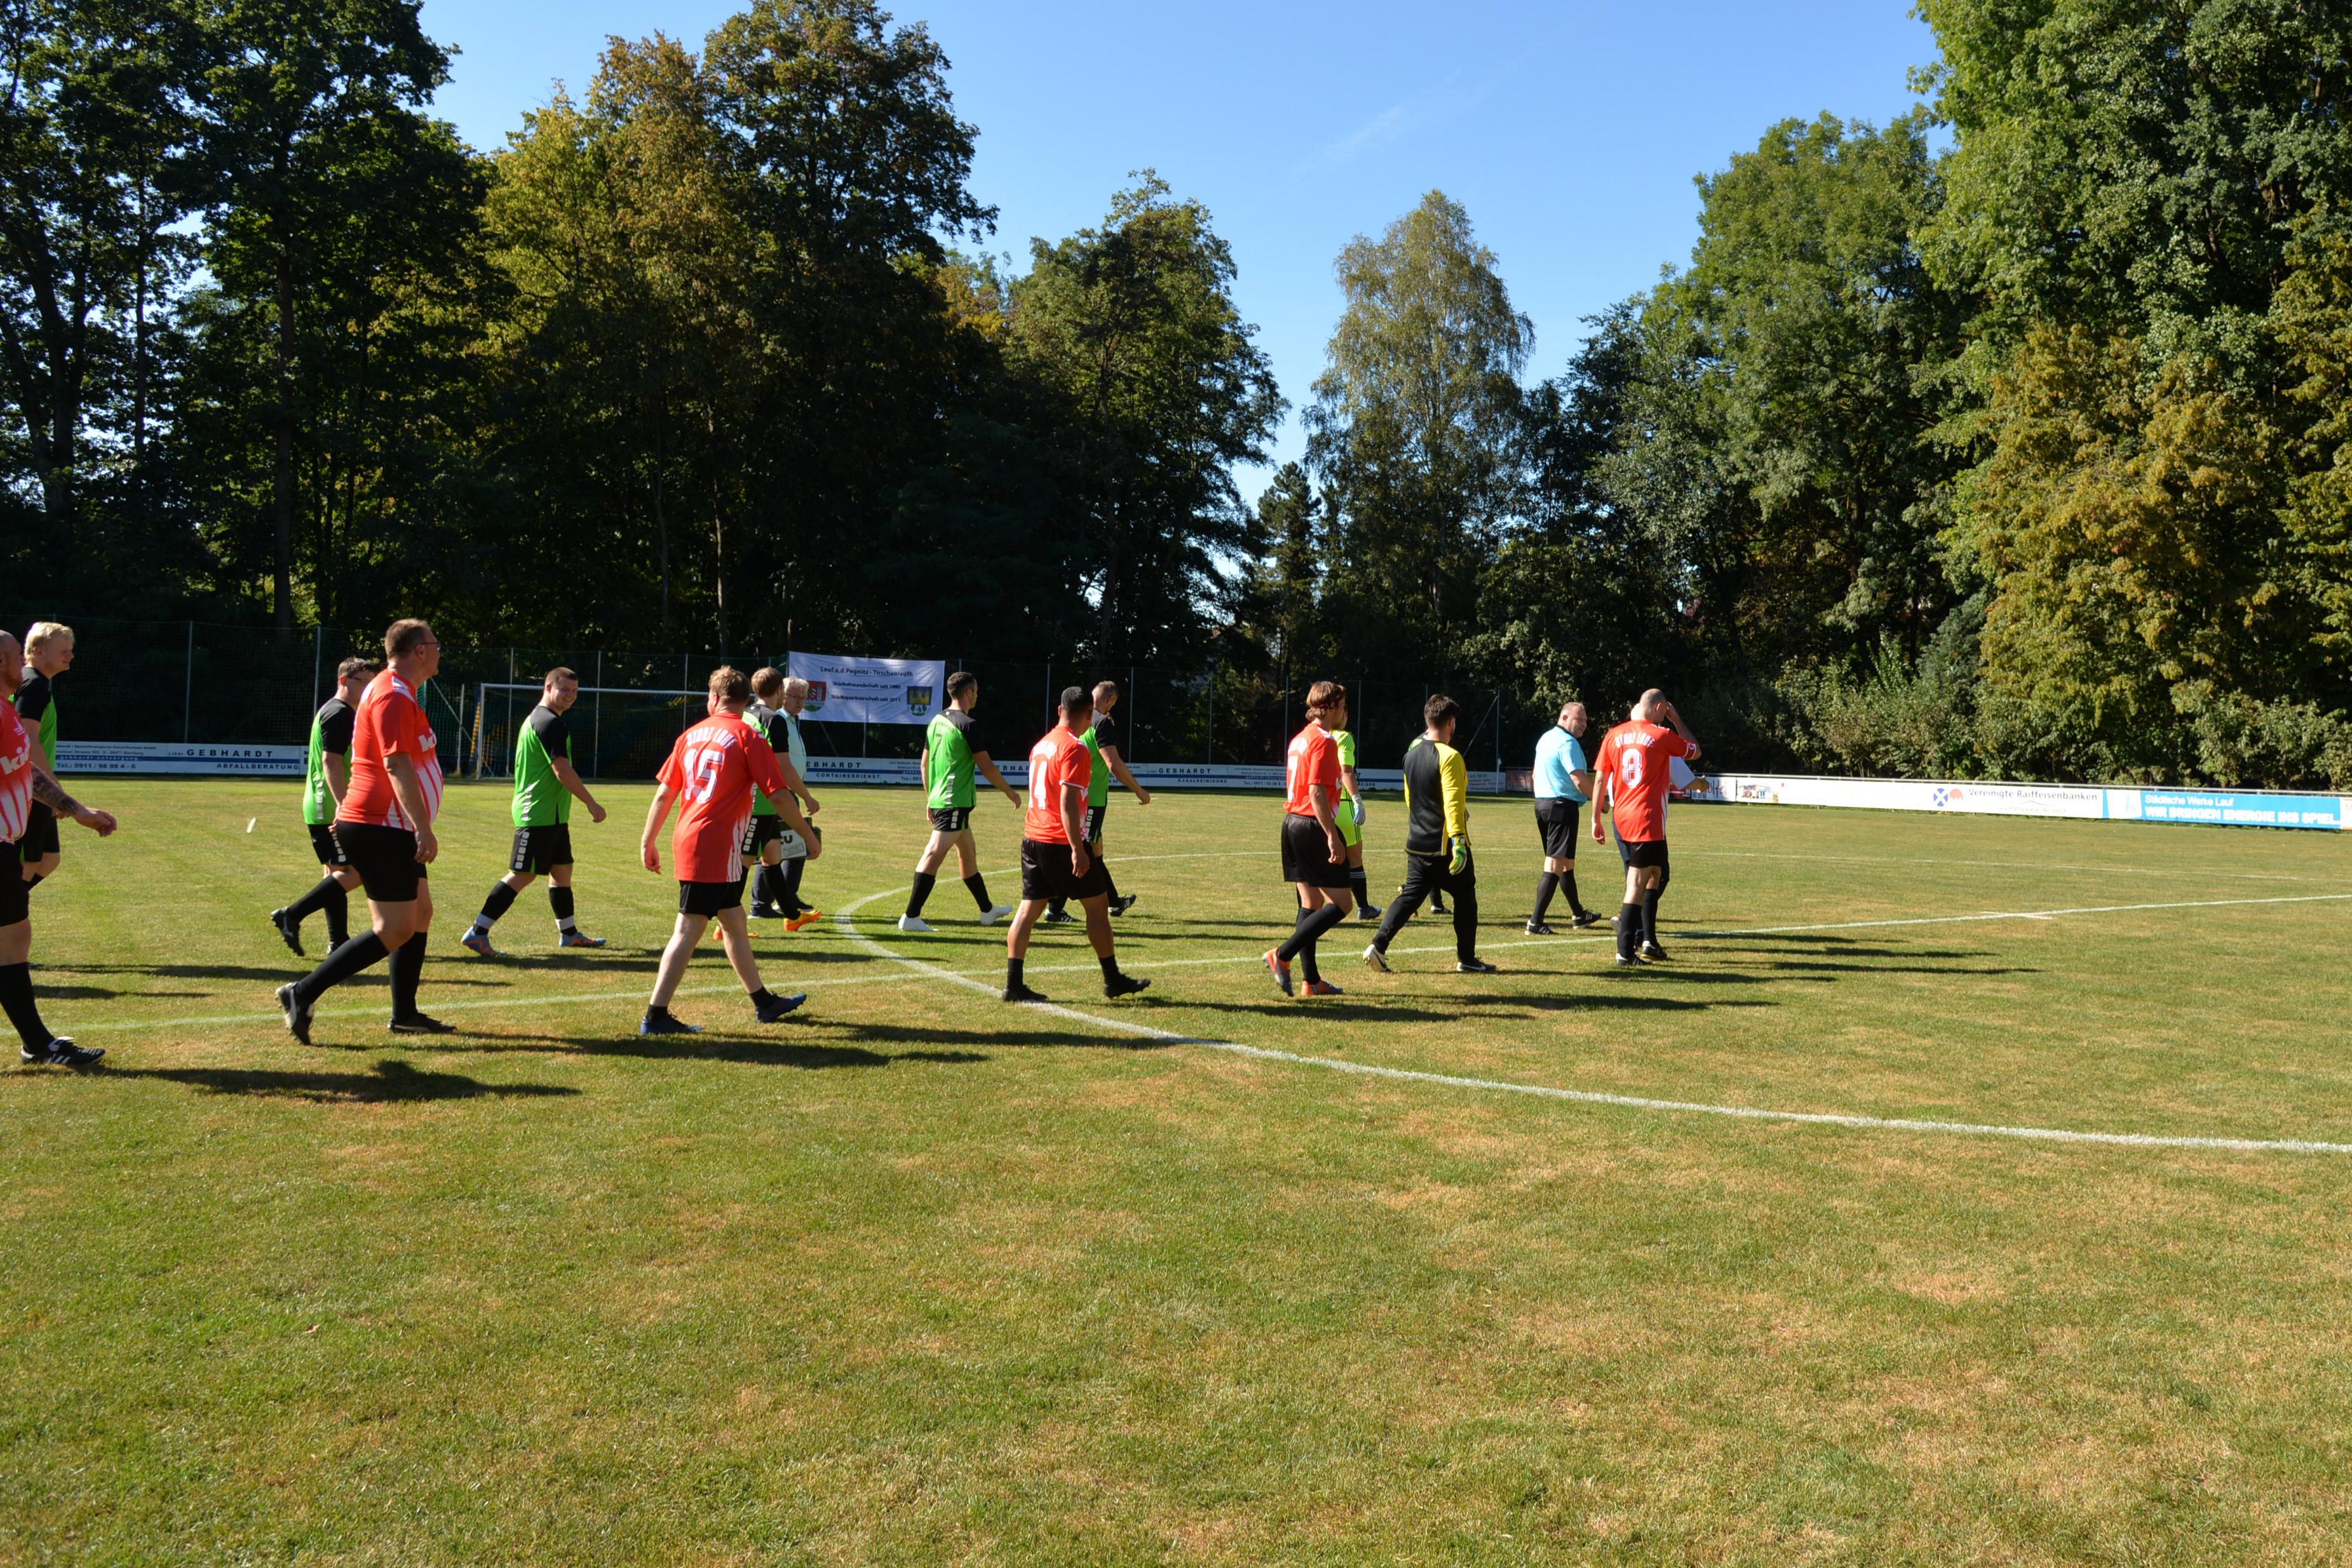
[[905, 872, 937, 918], [1531, 871, 1559, 924], [287, 875, 351, 947], [0, 963, 50, 1049], [1563, 868, 1587, 918], [389, 936, 426, 1017], [965, 874, 994, 912], [550, 884, 576, 932], [297, 931, 390, 1004], [1617, 903, 1643, 961], [1278, 903, 1346, 983], [475, 881, 519, 930]]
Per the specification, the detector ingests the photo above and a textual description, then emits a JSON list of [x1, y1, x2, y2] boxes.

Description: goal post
[[471, 682, 706, 781]]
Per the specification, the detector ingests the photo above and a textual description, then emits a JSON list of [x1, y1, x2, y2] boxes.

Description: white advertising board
[[785, 653, 949, 726], [57, 741, 307, 777], [1689, 772, 2350, 832]]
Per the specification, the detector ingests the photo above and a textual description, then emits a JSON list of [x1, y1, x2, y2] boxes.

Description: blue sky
[[422, 0, 1940, 494]]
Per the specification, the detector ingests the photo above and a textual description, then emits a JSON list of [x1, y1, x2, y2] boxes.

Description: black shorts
[[20, 802, 58, 860], [677, 875, 747, 917], [1535, 797, 1582, 859], [510, 822, 574, 875], [1020, 837, 1109, 903], [308, 822, 349, 867], [0, 847, 26, 926], [1083, 804, 1106, 845], [741, 814, 787, 856], [1620, 837, 1669, 870], [929, 806, 972, 834], [337, 823, 427, 903], [1280, 812, 1351, 888]]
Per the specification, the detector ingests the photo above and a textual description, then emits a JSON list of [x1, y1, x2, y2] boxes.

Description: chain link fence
[[4, 612, 1557, 781]]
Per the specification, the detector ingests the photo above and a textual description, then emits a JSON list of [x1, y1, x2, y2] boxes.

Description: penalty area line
[[832, 884, 2352, 1156]]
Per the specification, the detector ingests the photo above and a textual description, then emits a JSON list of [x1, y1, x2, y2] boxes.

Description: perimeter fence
[[1, 612, 1558, 782]]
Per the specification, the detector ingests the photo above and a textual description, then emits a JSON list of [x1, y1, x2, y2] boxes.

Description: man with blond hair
[[0, 630, 118, 1067], [13, 621, 74, 889], [639, 666, 817, 1034], [1592, 688, 1701, 966]]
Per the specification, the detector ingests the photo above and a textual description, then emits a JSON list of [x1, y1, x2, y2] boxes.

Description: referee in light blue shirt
[[1527, 701, 1600, 933]]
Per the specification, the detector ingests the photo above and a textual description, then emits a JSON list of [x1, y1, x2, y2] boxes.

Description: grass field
[[7, 777, 2352, 1565]]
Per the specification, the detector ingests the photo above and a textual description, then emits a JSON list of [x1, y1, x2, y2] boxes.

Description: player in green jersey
[[12, 622, 72, 890], [1043, 679, 1150, 923], [1333, 723, 1384, 923], [899, 670, 1020, 934], [271, 657, 376, 956], [462, 668, 608, 955], [745, 668, 823, 929]]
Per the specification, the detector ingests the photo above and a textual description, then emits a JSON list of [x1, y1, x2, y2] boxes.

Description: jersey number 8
[[1618, 749, 1646, 791]]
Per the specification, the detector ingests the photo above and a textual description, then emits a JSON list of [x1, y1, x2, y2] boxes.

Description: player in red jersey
[[0, 630, 118, 1067], [1591, 688, 1701, 966], [277, 619, 452, 1041], [1266, 680, 1353, 997], [639, 666, 819, 1035], [999, 686, 1148, 1004]]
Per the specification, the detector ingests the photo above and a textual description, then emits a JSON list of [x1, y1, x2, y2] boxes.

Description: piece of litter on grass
[[246, 818, 256, 833]]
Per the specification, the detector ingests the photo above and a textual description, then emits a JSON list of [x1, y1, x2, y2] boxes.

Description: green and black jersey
[[747, 702, 795, 816], [1400, 736, 1470, 857], [925, 708, 978, 809], [510, 703, 576, 827], [13, 670, 57, 771], [303, 696, 356, 827], [1081, 713, 1114, 809]]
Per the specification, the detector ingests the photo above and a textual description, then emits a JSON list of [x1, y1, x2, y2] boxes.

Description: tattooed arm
[[30, 762, 116, 836]]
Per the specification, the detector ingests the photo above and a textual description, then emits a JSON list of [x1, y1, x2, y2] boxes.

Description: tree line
[[5, 0, 2351, 785]]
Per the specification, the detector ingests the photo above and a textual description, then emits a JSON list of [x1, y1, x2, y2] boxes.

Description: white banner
[[1689, 772, 2350, 831], [57, 741, 308, 777], [785, 653, 948, 726]]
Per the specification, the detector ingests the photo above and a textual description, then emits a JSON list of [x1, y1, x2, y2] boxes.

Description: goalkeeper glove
[[1447, 836, 1470, 875], [1350, 798, 1365, 827]]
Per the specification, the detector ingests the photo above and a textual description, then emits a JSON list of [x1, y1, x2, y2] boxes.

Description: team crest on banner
[[784, 653, 948, 726]]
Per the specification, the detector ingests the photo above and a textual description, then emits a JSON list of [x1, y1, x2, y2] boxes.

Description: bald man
[[1527, 701, 1600, 933]]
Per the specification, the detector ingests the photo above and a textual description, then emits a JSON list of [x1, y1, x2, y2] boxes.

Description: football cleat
[[1303, 979, 1344, 997], [276, 982, 313, 1045], [1355, 903, 1384, 922], [1570, 912, 1603, 929], [22, 1036, 102, 1067], [1041, 909, 1078, 925], [388, 1013, 457, 1034], [1102, 973, 1150, 999], [1457, 958, 1498, 974], [747, 903, 786, 921], [558, 931, 607, 949], [1525, 921, 1556, 936], [1002, 983, 1051, 1004], [639, 1011, 701, 1036], [754, 992, 808, 1024], [980, 904, 1016, 926], [1614, 952, 1650, 967], [1362, 943, 1391, 973], [458, 929, 501, 958], [1109, 894, 1140, 916], [896, 914, 935, 934], [1264, 949, 1294, 996], [270, 908, 304, 957], [1639, 942, 1670, 963], [785, 909, 824, 931]]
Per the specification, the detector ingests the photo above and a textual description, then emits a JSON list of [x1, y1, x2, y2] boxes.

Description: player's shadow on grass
[[106, 1058, 578, 1104], [1744, 958, 2041, 977]]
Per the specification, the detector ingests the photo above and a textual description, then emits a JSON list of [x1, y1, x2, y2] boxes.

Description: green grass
[[7, 778, 2352, 1565]]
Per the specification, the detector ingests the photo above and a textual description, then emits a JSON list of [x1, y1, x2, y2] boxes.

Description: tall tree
[[199, 0, 462, 630], [1306, 191, 1529, 670], [1009, 174, 1281, 666]]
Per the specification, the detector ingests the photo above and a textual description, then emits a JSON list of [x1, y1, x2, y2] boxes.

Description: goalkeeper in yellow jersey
[[1363, 693, 1492, 973]]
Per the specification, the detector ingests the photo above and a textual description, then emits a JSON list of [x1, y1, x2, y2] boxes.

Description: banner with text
[[785, 654, 948, 726], [1688, 773, 2351, 831]]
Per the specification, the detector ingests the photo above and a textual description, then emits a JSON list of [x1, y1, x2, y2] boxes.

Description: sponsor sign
[[57, 741, 308, 777], [784, 653, 948, 726], [1696, 773, 2351, 832]]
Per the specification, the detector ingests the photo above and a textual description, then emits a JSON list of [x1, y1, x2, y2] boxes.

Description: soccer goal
[[470, 682, 706, 781]]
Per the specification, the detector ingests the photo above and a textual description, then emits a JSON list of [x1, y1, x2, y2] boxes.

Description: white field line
[[830, 883, 2352, 1156]]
